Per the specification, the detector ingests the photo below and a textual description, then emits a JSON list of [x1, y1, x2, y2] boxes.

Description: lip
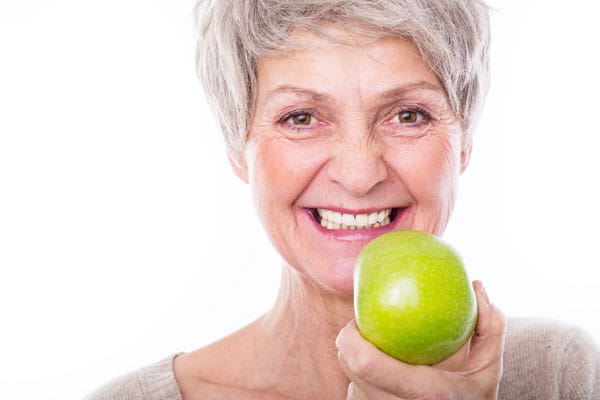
[[304, 207, 405, 242]]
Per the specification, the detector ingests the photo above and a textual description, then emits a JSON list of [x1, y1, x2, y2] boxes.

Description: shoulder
[[500, 318, 600, 400], [504, 317, 583, 356], [84, 354, 183, 400]]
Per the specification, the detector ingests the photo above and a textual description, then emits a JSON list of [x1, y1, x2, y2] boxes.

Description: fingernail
[[335, 330, 343, 350], [479, 282, 490, 305], [346, 382, 354, 399], [336, 322, 350, 350]]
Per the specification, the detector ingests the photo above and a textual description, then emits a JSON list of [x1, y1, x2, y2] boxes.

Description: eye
[[279, 110, 318, 129], [383, 106, 433, 137], [276, 108, 330, 139], [392, 109, 426, 124], [398, 110, 418, 123], [291, 113, 312, 126]]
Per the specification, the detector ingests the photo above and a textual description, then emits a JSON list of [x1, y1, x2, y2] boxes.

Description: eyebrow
[[375, 81, 445, 101], [262, 85, 335, 106], [261, 81, 445, 107]]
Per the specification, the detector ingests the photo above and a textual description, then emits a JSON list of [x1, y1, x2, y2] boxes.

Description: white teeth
[[355, 214, 368, 228], [367, 212, 378, 225], [342, 213, 355, 226], [332, 212, 342, 224], [316, 208, 394, 230]]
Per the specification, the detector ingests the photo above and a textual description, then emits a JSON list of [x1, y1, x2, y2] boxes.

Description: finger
[[347, 379, 402, 400], [434, 335, 472, 371], [346, 382, 367, 400], [336, 320, 447, 396], [433, 281, 499, 372], [340, 358, 398, 400], [466, 281, 506, 373], [346, 382, 355, 400]]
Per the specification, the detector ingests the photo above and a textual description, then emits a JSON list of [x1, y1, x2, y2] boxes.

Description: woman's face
[[233, 29, 470, 295]]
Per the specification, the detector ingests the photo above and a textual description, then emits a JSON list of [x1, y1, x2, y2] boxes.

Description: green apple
[[354, 230, 477, 365]]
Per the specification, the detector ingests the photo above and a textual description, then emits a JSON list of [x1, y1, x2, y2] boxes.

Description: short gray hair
[[194, 0, 490, 156]]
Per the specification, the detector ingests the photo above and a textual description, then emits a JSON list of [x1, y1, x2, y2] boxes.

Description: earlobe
[[227, 148, 249, 183], [460, 141, 473, 174]]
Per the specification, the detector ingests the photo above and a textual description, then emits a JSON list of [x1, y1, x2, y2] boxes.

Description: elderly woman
[[87, 0, 600, 399]]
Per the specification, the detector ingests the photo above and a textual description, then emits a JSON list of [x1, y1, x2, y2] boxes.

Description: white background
[[1, 0, 599, 398]]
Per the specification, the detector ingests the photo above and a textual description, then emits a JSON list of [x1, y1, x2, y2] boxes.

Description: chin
[[326, 279, 355, 297], [307, 258, 356, 297]]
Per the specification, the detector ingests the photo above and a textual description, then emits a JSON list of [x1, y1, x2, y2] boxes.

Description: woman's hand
[[336, 281, 506, 400]]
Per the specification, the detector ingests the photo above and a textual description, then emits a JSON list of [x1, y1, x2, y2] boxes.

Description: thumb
[[346, 382, 355, 400], [466, 281, 506, 373], [346, 382, 366, 400]]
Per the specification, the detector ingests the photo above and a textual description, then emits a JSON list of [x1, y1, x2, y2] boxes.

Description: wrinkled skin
[[175, 27, 506, 400]]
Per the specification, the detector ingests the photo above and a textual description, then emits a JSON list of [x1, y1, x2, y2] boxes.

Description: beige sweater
[[85, 318, 600, 399]]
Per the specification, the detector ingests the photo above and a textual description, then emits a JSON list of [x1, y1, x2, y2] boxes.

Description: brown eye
[[292, 113, 312, 125], [398, 111, 418, 123]]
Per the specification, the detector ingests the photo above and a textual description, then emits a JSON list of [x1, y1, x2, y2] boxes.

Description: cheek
[[245, 136, 333, 274], [428, 138, 461, 195], [386, 135, 461, 235], [390, 135, 461, 201], [247, 137, 329, 211]]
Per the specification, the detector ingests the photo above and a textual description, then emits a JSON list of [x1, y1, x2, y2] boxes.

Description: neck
[[257, 265, 354, 399], [265, 265, 355, 335]]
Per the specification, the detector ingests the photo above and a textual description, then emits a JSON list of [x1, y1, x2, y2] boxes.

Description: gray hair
[[194, 0, 491, 156]]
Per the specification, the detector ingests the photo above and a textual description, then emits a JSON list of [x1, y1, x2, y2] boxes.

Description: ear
[[227, 148, 249, 183], [460, 140, 473, 175]]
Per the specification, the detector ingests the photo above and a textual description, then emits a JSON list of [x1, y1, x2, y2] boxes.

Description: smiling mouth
[[311, 208, 399, 230]]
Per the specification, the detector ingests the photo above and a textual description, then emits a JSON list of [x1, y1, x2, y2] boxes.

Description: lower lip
[[305, 209, 405, 242]]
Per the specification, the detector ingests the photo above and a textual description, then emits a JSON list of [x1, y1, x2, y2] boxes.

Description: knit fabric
[[85, 318, 600, 399], [86, 354, 182, 400], [499, 318, 600, 399]]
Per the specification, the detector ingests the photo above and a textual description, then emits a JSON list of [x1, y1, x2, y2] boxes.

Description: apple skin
[[354, 230, 477, 365]]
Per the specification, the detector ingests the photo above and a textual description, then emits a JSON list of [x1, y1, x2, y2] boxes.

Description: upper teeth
[[317, 208, 392, 230]]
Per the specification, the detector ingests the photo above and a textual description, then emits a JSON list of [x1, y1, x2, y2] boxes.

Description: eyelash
[[387, 105, 432, 126], [276, 105, 434, 132], [278, 109, 317, 128]]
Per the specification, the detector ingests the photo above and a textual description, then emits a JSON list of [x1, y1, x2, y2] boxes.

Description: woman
[[87, 0, 600, 399]]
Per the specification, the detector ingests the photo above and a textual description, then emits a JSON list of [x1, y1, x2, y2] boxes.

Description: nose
[[326, 136, 388, 196]]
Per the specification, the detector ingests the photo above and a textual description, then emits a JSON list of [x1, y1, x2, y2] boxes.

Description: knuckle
[[350, 352, 379, 380]]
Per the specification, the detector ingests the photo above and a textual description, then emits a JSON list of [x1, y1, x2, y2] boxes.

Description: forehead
[[255, 29, 443, 105]]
